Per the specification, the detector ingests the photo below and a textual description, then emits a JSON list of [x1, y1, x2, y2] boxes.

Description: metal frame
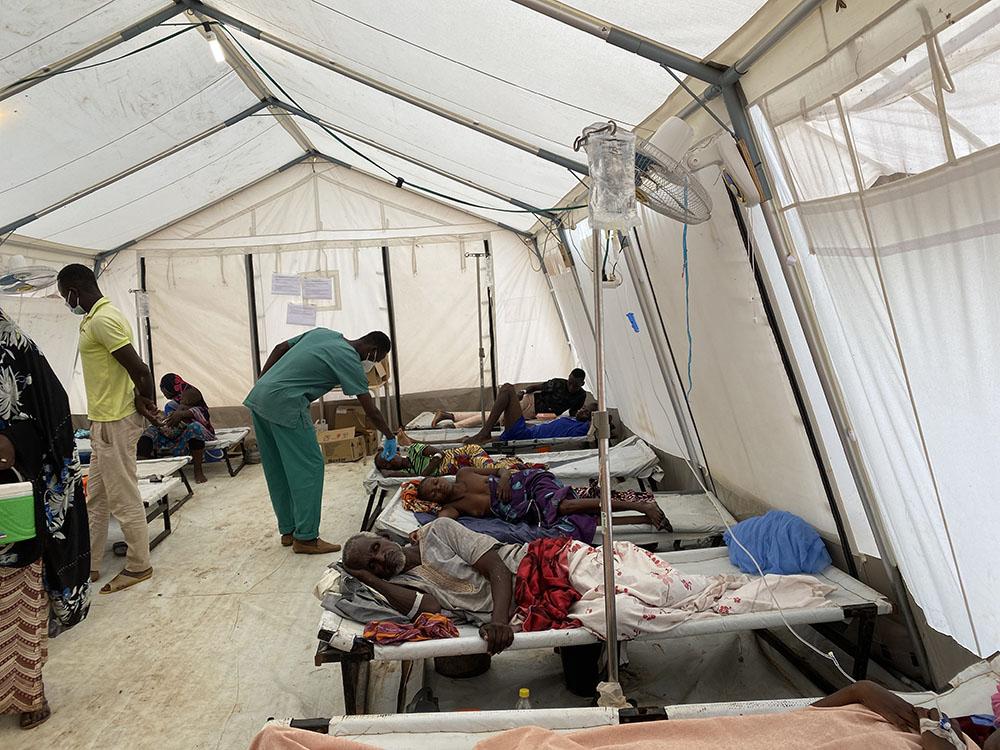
[[245, 254, 263, 378], [182, 1, 590, 175], [0, 3, 186, 102], [380, 246, 404, 429], [0, 100, 269, 236]]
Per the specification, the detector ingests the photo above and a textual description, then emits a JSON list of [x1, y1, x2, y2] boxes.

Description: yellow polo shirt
[[79, 297, 137, 422]]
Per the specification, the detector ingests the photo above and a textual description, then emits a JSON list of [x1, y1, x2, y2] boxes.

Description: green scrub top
[[244, 328, 369, 428]]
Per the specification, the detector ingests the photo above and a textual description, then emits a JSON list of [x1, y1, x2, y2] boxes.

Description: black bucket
[[559, 642, 605, 697]]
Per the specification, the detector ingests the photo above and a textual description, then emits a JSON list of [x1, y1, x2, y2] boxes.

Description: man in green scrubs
[[245, 329, 396, 554]]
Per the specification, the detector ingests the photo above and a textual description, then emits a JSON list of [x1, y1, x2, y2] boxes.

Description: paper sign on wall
[[272, 274, 301, 295], [302, 277, 333, 300], [287, 303, 317, 327]]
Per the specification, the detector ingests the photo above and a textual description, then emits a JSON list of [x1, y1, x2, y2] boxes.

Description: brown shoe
[[292, 538, 341, 554], [100, 567, 153, 594], [280, 533, 294, 547]]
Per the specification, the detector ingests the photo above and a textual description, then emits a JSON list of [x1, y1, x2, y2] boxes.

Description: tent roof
[[0, 0, 780, 254]]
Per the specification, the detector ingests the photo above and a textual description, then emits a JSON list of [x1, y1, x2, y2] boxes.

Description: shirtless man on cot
[[417, 466, 671, 542]]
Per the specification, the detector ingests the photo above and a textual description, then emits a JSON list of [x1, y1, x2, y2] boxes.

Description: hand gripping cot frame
[[313, 546, 891, 715]]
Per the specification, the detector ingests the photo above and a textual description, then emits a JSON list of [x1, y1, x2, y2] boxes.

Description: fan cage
[[634, 140, 712, 224]]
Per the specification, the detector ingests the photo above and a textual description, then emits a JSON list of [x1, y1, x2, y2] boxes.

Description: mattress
[[205, 427, 249, 449], [318, 546, 891, 661], [373, 488, 735, 547], [363, 436, 660, 494]]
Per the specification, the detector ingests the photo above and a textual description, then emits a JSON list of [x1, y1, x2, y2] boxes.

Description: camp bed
[[315, 546, 891, 714]]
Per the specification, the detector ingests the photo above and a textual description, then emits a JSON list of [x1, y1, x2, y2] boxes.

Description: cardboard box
[[317, 427, 355, 443], [333, 406, 369, 433], [361, 429, 378, 456], [321, 436, 365, 463]]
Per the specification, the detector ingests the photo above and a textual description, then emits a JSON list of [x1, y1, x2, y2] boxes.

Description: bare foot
[[642, 504, 673, 532], [396, 428, 414, 447], [462, 432, 491, 445], [431, 410, 454, 427], [194, 471, 208, 484]]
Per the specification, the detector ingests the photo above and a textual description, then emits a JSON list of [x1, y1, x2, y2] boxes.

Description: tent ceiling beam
[[269, 99, 559, 220], [186, 7, 317, 154], [307, 151, 535, 239], [94, 151, 316, 263], [0, 2, 187, 102], [182, 1, 590, 175], [0, 100, 268, 237]]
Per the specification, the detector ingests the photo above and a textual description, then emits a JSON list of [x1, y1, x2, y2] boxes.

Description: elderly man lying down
[[414, 466, 670, 542], [342, 517, 836, 655]]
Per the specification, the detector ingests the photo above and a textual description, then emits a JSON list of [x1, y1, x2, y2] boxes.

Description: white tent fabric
[[751, 1, 999, 656]]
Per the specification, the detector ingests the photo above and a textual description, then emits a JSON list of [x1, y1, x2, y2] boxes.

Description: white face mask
[[65, 290, 85, 316], [362, 354, 380, 373]]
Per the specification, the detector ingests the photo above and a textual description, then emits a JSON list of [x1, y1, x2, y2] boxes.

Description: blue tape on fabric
[[626, 312, 640, 332]]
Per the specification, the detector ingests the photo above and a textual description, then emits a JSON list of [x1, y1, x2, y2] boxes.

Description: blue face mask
[[65, 290, 85, 316]]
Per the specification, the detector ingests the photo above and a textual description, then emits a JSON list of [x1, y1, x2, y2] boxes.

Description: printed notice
[[286, 303, 317, 327], [302, 276, 333, 300], [271, 274, 301, 296]]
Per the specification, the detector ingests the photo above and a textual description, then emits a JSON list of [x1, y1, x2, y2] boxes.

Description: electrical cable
[[682, 183, 694, 396], [7, 23, 208, 86], [661, 66, 735, 138], [224, 25, 586, 217]]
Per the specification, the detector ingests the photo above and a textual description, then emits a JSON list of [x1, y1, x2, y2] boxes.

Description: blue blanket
[[724, 510, 831, 575], [414, 512, 571, 544]]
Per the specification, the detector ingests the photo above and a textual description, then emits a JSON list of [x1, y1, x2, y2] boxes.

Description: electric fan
[[634, 117, 762, 224], [0, 255, 59, 294]]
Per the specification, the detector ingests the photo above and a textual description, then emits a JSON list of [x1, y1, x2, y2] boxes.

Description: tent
[[2, 0, 997, 688]]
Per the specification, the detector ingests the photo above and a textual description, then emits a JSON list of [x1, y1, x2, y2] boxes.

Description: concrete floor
[[6, 459, 822, 749], [6, 459, 369, 750]]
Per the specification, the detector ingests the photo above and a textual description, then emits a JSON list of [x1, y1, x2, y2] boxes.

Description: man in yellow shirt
[[58, 265, 160, 594]]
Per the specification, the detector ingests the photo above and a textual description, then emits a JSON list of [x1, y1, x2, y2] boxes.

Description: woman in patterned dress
[[0, 309, 92, 730], [137, 373, 217, 483]]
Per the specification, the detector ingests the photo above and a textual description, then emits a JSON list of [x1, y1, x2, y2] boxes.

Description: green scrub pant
[[251, 411, 324, 540]]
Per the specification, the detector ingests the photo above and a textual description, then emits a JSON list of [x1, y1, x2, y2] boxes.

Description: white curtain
[[754, 3, 1000, 655]]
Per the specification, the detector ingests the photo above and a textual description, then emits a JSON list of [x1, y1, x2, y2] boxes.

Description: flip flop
[[20, 700, 51, 730], [100, 567, 153, 594]]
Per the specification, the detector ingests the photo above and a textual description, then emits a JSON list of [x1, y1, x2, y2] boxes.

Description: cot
[[373, 488, 735, 551], [203, 426, 251, 476], [314, 545, 891, 714], [360, 436, 662, 531]]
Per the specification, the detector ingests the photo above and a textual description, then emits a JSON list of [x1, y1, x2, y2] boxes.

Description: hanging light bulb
[[206, 30, 226, 64]]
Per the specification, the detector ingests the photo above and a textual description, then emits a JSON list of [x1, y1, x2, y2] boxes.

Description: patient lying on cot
[[341, 517, 835, 656], [415, 467, 671, 542], [373, 430, 537, 478], [251, 680, 982, 749]]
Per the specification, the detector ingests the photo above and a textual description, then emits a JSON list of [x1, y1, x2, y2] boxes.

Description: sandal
[[100, 567, 153, 594], [20, 699, 51, 730]]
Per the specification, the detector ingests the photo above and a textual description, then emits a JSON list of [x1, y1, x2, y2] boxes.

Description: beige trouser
[[88, 413, 151, 573]]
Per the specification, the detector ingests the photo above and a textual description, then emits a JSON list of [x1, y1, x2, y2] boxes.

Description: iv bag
[[582, 124, 639, 231]]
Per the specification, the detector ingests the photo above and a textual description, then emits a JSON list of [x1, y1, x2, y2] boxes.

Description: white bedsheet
[[319, 546, 891, 660], [206, 427, 249, 449]]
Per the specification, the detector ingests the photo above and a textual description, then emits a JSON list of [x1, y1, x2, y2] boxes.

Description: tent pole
[[533, 237, 573, 348], [473, 251, 487, 425], [555, 223, 596, 336], [592, 225, 619, 687], [759, 202, 933, 686], [138, 256, 155, 381], [619, 232, 712, 491], [508, 0, 723, 85], [0, 100, 269, 236], [245, 254, 262, 379], [184, 2, 589, 175], [380, 246, 403, 429], [0, 3, 186, 102], [484, 239, 499, 400]]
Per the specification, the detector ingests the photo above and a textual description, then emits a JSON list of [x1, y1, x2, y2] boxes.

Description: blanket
[[488, 469, 597, 543], [566, 540, 836, 639], [513, 537, 581, 631], [362, 612, 459, 645]]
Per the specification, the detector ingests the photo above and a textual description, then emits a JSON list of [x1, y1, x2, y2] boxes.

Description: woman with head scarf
[[137, 373, 217, 483], [0, 309, 91, 730]]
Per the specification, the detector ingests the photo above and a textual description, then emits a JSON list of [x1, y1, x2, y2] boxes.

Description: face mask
[[362, 353, 381, 373], [65, 290, 85, 316]]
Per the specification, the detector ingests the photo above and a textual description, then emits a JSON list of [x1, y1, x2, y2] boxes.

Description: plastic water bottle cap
[[519, 688, 530, 699]]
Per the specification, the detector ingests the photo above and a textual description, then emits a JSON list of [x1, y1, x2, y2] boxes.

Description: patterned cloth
[[488, 469, 597, 543], [513, 537, 581, 632], [406, 442, 536, 477], [573, 478, 655, 505], [0, 560, 47, 713], [400, 480, 437, 514], [0, 310, 90, 632], [362, 611, 459, 644], [143, 373, 219, 458]]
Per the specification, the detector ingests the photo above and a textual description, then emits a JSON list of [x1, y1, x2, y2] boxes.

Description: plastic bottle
[[515, 687, 532, 710]]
